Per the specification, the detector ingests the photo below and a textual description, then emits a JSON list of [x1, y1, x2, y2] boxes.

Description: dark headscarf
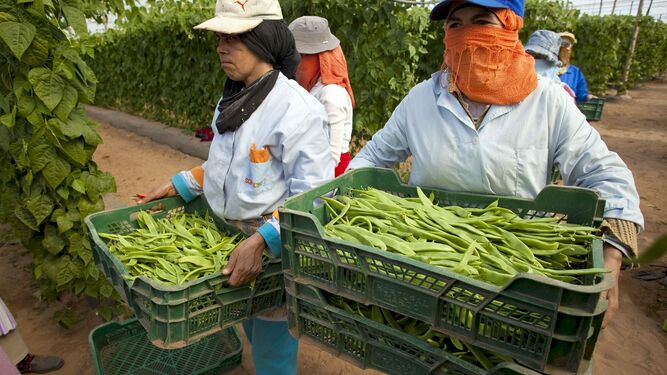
[[216, 20, 301, 134]]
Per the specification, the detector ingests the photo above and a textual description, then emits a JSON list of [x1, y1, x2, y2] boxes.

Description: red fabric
[[195, 127, 214, 142], [296, 46, 356, 107], [334, 152, 351, 177], [295, 54, 320, 92], [443, 9, 537, 105]]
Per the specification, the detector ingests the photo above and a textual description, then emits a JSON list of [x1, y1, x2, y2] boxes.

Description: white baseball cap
[[194, 0, 283, 34]]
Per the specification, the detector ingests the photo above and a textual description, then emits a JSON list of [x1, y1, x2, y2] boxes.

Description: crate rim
[[279, 168, 613, 297], [85, 196, 281, 292], [88, 318, 243, 374]]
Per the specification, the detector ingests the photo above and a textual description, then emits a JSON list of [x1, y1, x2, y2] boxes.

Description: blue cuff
[[257, 222, 281, 257], [171, 173, 198, 202]]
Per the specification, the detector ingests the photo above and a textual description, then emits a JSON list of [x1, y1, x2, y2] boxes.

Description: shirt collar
[[431, 71, 517, 130]]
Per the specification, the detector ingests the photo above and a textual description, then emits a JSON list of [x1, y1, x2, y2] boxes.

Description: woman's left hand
[[600, 245, 623, 328], [222, 233, 266, 287]]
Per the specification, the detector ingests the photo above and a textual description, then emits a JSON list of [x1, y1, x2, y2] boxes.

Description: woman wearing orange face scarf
[[349, 0, 643, 336], [289, 16, 355, 176]]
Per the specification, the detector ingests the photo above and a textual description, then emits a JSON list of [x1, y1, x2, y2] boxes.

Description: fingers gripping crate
[[576, 99, 605, 122], [85, 196, 285, 349], [278, 168, 611, 373], [89, 319, 242, 375], [285, 275, 543, 375]]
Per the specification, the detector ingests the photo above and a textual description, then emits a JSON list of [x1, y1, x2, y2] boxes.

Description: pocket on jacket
[[245, 144, 273, 193]]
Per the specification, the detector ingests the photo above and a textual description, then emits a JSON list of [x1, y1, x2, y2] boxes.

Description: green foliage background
[[0, 0, 143, 320], [87, 0, 667, 137]]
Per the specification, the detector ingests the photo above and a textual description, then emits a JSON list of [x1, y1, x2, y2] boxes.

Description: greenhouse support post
[[622, 0, 646, 86]]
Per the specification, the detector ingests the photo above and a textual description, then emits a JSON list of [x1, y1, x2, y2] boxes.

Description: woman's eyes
[[446, 19, 493, 28]]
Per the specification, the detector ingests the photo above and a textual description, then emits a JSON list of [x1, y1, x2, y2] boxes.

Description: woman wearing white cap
[[137, 1, 334, 373], [349, 0, 643, 330], [289, 16, 355, 176]]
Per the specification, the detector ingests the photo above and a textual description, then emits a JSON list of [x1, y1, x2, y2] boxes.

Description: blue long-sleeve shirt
[[559, 65, 588, 102]]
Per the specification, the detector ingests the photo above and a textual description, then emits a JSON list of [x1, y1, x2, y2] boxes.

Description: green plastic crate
[[576, 98, 605, 122], [286, 275, 545, 375], [89, 318, 242, 375], [85, 196, 285, 349], [278, 168, 611, 373]]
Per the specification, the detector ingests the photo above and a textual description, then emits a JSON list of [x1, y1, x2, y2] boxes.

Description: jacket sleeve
[[320, 85, 352, 164], [348, 95, 411, 169], [575, 68, 588, 102], [553, 88, 643, 230], [171, 165, 205, 202], [256, 108, 334, 257]]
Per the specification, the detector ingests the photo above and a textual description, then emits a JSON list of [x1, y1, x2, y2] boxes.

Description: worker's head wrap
[[216, 20, 300, 134], [442, 4, 538, 105], [295, 46, 356, 107]]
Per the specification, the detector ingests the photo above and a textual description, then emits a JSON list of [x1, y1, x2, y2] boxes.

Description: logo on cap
[[235, 0, 249, 11]]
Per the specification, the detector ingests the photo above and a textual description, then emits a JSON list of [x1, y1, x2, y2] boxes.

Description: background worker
[[290, 16, 355, 176], [558, 31, 590, 102], [525, 29, 576, 100]]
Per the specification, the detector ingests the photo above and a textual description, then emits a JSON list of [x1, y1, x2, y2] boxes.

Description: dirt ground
[[1, 80, 666, 375]]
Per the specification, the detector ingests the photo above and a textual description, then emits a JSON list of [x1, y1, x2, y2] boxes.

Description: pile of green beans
[[99, 211, 243, 285], [323, 187, 608, 285], [326, 294, 515, 370]]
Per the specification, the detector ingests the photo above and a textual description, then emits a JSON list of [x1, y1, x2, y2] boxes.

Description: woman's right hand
[[134, 181, 178, 204]]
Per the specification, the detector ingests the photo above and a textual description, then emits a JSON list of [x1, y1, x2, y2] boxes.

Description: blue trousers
[[242, 318, 298, 375]]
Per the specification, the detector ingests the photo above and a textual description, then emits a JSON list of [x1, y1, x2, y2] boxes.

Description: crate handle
[[282, 168, 401, 212]]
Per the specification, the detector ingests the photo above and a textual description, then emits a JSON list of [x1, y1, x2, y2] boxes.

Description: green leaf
[[53, 84, 78, 122], [62, 6, 88, 36], [42, 157, 71, 189], [100, 283, 113, 298], [14, 204, 38, 231], [0, 13, 18, 23], [56, 186, 69, 200], [17, 93, 36, 117], [0, 106, 16, 127], [71, 178, 85, 194], [26, 192, 53, 225], [8, 141, 30, 169], [0, 22, 36, 59], [21, 33, 49, 67], [49, 117, 85, 139], [53, 307, 79, 328], [28, 68, 65, 112], [56, 215, 74, 233], [81, 126, 102, 146], [58, 139, 87, 165], [28, 143, 58, 172], [43, 225, 65, 254], [0, 126, 9, 152], [74, 280, 85, 295], [77, 197, 103, 218]]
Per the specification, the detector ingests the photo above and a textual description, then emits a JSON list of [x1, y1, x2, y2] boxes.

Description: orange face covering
[[296, 46, 356, 107], [443, 8, 537, 105]]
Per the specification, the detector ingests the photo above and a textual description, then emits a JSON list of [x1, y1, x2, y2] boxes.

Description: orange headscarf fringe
[[441, 8, 537, 105]]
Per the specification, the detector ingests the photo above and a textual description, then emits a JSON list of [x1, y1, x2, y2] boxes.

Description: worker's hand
[[222, 232, 266, 287], [600, 245, 623, 328], [134, 181, 178, 204]]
